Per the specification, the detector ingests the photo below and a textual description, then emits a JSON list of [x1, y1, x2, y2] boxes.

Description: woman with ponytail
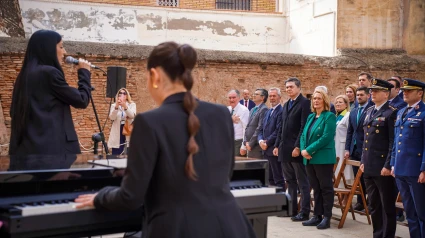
[[75, 42, 256, 238]]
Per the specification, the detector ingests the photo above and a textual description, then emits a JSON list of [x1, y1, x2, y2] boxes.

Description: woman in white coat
[[108, 88, 136, 155], [334, 95, 353, 186]]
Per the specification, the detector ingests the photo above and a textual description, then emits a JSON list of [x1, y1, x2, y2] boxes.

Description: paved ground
[[98, 206, 410, 238]]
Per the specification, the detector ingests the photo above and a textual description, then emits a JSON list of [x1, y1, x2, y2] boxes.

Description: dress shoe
[[316, 216, 331, 229], [302, 215, 322, 226], [353, 203, 364, 211], [291, 212, 309, 221]]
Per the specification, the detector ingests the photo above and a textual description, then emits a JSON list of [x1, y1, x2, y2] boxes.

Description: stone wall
[[0, 37, 424, 155]]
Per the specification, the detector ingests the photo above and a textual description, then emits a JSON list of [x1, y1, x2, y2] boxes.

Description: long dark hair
[[10, 30, 63, 145], [147, 42, 200, 181]]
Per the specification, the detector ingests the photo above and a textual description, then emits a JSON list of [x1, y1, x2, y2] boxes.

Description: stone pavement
[[100, 206, 410, 238]]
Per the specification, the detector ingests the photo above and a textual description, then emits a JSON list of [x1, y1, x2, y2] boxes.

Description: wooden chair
[[333, 157, 340, 186], [333, 159, 371, 228]]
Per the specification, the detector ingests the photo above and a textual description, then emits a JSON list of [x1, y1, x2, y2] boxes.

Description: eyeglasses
[[118, 91, 127, 95]]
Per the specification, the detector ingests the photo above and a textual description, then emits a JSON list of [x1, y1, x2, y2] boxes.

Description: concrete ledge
[[1, 37, 424, 70]]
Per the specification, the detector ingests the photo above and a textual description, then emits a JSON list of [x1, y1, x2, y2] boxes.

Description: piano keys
[[0, 155, 291, 238]]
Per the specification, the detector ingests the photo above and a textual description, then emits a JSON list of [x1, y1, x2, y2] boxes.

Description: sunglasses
[[118, 91, 127, 95]]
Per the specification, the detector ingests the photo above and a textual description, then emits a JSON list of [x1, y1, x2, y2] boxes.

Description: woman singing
[[75, 42, 256, 238], [9, 30, 92, 155]]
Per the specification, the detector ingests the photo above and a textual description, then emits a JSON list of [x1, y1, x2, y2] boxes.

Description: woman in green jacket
[[300, 89, 336, 229]]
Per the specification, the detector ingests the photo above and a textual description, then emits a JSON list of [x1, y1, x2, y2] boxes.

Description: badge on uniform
[[415, 105, 420, 110], [375, 117, 385, 122], [417, 112, 421, 116]]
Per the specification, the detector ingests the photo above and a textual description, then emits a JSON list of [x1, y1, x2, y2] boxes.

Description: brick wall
[[70, 0, 277, 13], [1, 39, 424, 156]]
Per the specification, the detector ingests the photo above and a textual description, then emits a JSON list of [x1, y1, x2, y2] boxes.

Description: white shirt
[[228, 103, 249, 140]]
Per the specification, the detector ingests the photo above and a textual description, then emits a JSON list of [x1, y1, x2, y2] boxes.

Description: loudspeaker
[[106, 66, 127, 98]]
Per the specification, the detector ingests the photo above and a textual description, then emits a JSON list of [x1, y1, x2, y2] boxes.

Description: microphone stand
[[90, 68, 109, 155]]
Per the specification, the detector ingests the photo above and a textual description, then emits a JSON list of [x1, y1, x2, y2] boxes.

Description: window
[[215, 0, 251, 10], [157, 0, 179, 7]]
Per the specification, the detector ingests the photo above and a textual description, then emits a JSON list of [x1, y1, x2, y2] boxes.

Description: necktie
[[245, 100, 248, 107], [231, 109, 234, 115], [356, 106, 364, 124], [250, 106, 258, 118], [402, 107, 412, 120], [266, 108, 273, 123], [372, 108, 377, 117], [289, 100, 293, 109]]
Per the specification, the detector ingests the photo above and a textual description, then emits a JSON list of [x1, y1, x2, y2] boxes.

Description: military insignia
[[389, 106, 396, 111], [415, 105, 420, 110], [403, 80, 408, 86], [372, 79, 377, 85], [376, 130, 380, 133]]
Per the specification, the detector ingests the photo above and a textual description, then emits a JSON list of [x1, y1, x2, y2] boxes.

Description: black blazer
[[9, 66, 91, 155], [345, 101, 373, 158], [239, 99, 255, 111], [275, 94, 311, 163], [258, 104, 283, 156], [361, 102, 398, 176], [94, 93, 255, 238]]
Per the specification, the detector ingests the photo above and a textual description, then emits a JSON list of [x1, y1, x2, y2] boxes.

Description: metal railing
[[215, 0, 251, 11]]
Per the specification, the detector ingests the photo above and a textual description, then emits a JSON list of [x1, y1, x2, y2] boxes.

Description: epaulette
[[366, 106, 374, 111], [389, 105, 397, 111]]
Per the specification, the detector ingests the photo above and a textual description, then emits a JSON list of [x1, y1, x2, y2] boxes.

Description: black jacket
[[345, 101, 373, 158], [9, 66, 91, 155], [94, 93, 255, 238], [275, 94, 311, 163], [361, 101, 398, 176]]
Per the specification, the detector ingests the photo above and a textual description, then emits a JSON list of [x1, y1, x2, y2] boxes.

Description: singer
[[9, 30, 93, 156], [75, 42, 256, 238]]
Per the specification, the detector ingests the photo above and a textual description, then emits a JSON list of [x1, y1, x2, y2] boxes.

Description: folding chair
[[333, 159, 371, 228]]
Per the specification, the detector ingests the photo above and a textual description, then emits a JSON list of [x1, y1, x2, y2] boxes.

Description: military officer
[[361, 78, 398, 238], [391, 78, 425, 238]]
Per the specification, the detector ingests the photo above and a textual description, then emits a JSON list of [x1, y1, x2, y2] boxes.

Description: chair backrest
[[335, 159, 363, 190]]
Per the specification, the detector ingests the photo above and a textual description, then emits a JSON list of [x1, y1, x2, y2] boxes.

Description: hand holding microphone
[[65, 56, 96, 71]]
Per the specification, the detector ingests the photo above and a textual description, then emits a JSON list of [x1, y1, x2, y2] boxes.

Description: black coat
[[94, 93, 255, 238], [361, 101, 398, 176], [9, 66, 91, 155], [275, 94, 311, 163]]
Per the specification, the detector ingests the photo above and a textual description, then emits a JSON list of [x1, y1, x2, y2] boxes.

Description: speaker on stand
[[106, 66, 127, 98]]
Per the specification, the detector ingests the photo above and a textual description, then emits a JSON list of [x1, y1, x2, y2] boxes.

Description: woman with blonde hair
[[334, 95, 354, 189], [107, 88, 136, 155], [346, 84, 358, 108], [300, 89, 336, 229]]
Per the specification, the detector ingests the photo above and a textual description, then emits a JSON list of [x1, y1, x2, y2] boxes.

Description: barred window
[[157, 0, 179, 7], [215, 0, 251, 10]]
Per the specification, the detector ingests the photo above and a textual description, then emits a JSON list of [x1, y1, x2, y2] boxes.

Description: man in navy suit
[[344, 86, 373, 211], [391, 79, 425, 238], [258, 87, 285, 188], [391, 76, 404, 99], [240, 89, 256, 111], [387, 78, 407, 110]]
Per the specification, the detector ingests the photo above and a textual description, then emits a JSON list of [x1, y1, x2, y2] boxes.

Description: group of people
[[7, 29, 425, 238], [227, 74, 425, 237]]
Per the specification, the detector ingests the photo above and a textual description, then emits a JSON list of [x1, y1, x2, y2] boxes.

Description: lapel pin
[[417, 112, 421, 116]]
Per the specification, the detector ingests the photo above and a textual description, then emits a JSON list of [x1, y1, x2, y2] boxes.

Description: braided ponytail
[[178, 44, 200, 181]]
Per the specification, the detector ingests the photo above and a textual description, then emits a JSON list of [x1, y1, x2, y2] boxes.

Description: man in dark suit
[[391, 78, 425, 238], [274, 77, 311, 221], [344, 86, 373, 211], [391, 75, 404, 99], [240, 89, 256, 111], [241, 88, 268, 158], [387, 78, 407, 110], [258, 87, 284, 188], [361, 79, 398, 238]]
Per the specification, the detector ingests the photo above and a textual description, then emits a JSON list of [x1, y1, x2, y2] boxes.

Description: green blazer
[[300, 111, 337, 165]]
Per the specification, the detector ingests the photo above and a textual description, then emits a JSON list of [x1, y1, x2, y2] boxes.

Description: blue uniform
[[391, 99, 425, 238]]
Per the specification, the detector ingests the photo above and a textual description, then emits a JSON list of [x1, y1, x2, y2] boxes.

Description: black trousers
[[264, 154, 285, 188], [281, 161, 311, 215], [306, 164, 334, 218], [364, 175, 397, 238]]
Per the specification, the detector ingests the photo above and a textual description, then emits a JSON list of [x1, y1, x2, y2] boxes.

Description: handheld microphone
[[65, 56, 99, 69]]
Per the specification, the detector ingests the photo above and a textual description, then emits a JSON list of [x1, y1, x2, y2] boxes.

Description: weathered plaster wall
[[337, 0, 403, 49], [0, 0, 25, 37], [286, 0, 337, 57], [403, 0, 425, 55], [19, 0, 289, 54]]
